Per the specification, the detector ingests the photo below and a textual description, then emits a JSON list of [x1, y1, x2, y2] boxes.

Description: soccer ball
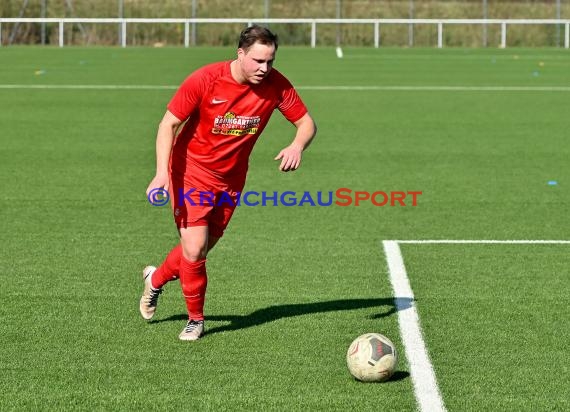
[[346, 333, 398, 382]]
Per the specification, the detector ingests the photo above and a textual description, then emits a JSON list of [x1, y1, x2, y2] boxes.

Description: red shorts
[[169, 170, 244, 238]]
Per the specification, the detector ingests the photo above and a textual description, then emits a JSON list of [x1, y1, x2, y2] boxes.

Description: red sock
[[179, 256, 207, 321], [151, 244, 182, 289]]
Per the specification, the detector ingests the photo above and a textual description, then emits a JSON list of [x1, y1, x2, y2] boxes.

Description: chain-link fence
[[1, 0, 568, 47]]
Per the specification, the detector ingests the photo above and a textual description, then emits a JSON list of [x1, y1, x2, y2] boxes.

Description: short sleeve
[[276, 76, 308, 124], [167, 70, 207, 121]]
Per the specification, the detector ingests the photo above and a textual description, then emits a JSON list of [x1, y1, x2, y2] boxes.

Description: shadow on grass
[[151, 297, 413, 336], [388, 371, 411, 382], [350, 370, 411, 384]]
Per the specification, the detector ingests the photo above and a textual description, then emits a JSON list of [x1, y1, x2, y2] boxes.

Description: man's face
[[237, 42, 276, 84]]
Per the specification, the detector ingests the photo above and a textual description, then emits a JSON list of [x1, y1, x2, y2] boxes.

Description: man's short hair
[[238, 25, 278, 52]]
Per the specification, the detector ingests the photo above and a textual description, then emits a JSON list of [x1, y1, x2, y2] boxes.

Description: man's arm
[[274, 113, 317, 172], [146, 110, 183, 195]]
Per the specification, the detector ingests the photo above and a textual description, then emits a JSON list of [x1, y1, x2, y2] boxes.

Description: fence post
[[556, 0, 561, 47], [336, 0, 342, 47], [482, 0, 487, 47], [118, 0, 123, 46], [41, 0, 47, 45], [501, 22, 507, 48], [565, 22, 569, 49], [59, 21, 64, 47], [185, 21, 190, 47], [409, 0, 414, 47], [374, 22, 380, 48], [191, 0, 197, 46], [311, 21, 316, 48], [437, 22, 443, 48], [121, 20, 126, 47], [0, 23, 2, 47]]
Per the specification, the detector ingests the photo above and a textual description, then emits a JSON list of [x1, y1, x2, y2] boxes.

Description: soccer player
[[140, 25, 317, 341]]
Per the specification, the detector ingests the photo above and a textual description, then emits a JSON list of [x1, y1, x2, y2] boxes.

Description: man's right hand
[[146, 174, 170, 197]]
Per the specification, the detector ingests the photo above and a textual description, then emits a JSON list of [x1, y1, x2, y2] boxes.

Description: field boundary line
[[383, 238, 569, 411], [395, 239, 570, 244], [0, 84, 177, 90], [383, 240, 446, 412], [2, 84, 570, 92], [301, 86, 570, 92]]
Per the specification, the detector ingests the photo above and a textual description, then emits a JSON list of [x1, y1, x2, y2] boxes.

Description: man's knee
[[182, 243, 207, 261], [180, 226, 209, 261]]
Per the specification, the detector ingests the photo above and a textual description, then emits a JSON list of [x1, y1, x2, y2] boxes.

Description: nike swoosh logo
[[211, 98, 228, 104]]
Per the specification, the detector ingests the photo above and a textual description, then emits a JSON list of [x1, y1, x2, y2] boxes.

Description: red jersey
[[167, 61, 308, 183]]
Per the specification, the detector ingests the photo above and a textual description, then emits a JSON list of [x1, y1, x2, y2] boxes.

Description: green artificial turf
[[0, 46, 568, 410]]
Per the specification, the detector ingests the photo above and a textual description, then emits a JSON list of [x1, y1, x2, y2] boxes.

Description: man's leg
[[139, 244, 182, 320], [178, 225, 215, 341], [140, 233, 220, 321], [176, 191, 236, 337], [152, 244, 183, 286]]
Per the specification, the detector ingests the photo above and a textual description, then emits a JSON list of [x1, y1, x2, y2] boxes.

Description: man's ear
[[237, 48, 245, 61]]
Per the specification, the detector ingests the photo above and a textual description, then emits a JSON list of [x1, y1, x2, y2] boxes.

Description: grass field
[[0, 46, 569, 411]]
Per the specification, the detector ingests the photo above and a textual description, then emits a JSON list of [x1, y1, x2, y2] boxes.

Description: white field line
[[2, 84, 570, 92], [0, 84, 177, 90], [383, 240, 446, 412], [383, 238, 569, 411], [395, 239, 570, 244], [301, 86, 570, 92]]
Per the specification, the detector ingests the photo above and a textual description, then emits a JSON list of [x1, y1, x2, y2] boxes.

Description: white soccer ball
[[346, 333, 398, 382]]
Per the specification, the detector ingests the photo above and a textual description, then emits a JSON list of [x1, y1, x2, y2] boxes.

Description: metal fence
[[1, 0, 569, 47], [1, 17, 569, 48]]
